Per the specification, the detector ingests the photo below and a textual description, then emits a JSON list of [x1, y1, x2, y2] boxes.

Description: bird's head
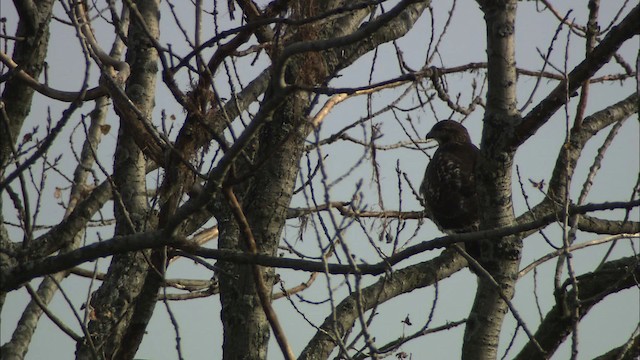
[[426, 120, 472, 145]]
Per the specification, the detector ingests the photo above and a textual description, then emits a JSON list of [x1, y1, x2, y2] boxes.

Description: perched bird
[[420, 120, 481, 258]]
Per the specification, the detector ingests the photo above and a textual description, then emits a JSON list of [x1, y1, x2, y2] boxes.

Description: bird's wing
[[432, 143, 477, 193], [423, 143, 479, 230]]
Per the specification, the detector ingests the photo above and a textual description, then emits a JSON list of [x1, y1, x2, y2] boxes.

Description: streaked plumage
[[420, 120, 480, 257]]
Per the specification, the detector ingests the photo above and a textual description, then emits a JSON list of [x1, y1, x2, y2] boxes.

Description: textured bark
[[20, 180, 113, 260], [463, 1, 521, 359], [592, 336, 640, 360], [0, 0, 54, 169], [0, 277, 61, 360], [0, 2, 55, 359], [1, 1, 637, 359], [3, 99, 113, 360], [576, 215, 640, 234], [74, 114, 153, 358], [75, 1, 160, 358], [215, 2, 435, 358], [2, 16, 127, 354], [218, 87, 314, 360], [0, 0, 55, 317], [547, 93, 638, 202]]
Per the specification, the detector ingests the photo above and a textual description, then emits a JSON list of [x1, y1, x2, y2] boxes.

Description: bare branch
[[3, 199, 637, 291], [519, 233, 640, 278], [223, 186, 296, 360], [299, 249, 467, 360], [514, 5, 640, 148], [515, 256, 640, 360]]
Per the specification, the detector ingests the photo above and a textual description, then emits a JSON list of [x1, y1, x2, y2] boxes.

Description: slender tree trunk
[[75, 1, 160, 358], [0, 2, 55, 359], [463, 1, 521, 359], [0, 0, 54, 168]]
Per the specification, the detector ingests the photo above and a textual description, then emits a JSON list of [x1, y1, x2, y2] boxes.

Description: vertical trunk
[[0, 2, 55, 359], [218, 90, 312, 359], [75, 1, 160, 358], [74, 128, 151, 359], [463, 1, 521, 359], [0, 0, 54, 168]]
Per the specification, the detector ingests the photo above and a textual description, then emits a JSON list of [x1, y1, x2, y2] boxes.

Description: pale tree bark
[[75, 0, 160, 358], [0, 0, 54, 168], [0, 0, 54, 323], [0, 2, 65, 359], [2, 24, 126, 360], [463, 1, 521, 359], [217, 91, 314, 359]]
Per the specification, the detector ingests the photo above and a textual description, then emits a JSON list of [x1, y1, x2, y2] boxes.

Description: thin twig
[[454, 245, 546, 356], [519, 233, 640, 278], [222, 186, 296, 360], [25, 284, 82, 341]]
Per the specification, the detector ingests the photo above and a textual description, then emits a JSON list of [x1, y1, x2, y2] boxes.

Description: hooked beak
[[425, 129, 436, 140]]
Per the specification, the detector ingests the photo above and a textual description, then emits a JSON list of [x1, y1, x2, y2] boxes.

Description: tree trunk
[[463, 1, 521, 359], [218, 84, 313, 358], [75, 1, 160, 358]]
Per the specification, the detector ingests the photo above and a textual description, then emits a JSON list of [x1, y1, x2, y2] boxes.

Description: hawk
[[420, 120, 480, 258]]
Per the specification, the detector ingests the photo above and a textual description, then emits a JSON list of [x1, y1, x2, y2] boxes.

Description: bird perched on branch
[[420, 120, 481, 258]]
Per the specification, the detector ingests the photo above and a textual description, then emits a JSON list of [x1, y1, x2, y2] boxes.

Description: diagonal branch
[[299, 249, 467, 360], [222, 186, 296, 360], [576, 215, 639, 235], [515, 256, 640, 360], [0, 51, 107, 101], [592, 331, 639, 360], [513, 4, 640, 148]]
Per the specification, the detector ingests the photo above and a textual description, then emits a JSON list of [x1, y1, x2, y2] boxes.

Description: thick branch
[[516, 93, 639, 235], [223, 187, 296, 360], [513, 5, 640, 147], [577, 215, 639, 234], [267, 0, 429, 97], [592, 334, 639, 360], [0, 51, 107, 101], [515, 256, 640, 360], [466, 1, 521, 359], [299, 249, 467, 360]]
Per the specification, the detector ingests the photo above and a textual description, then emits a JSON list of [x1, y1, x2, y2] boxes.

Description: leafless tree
[[1, 0, 638, 359]]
